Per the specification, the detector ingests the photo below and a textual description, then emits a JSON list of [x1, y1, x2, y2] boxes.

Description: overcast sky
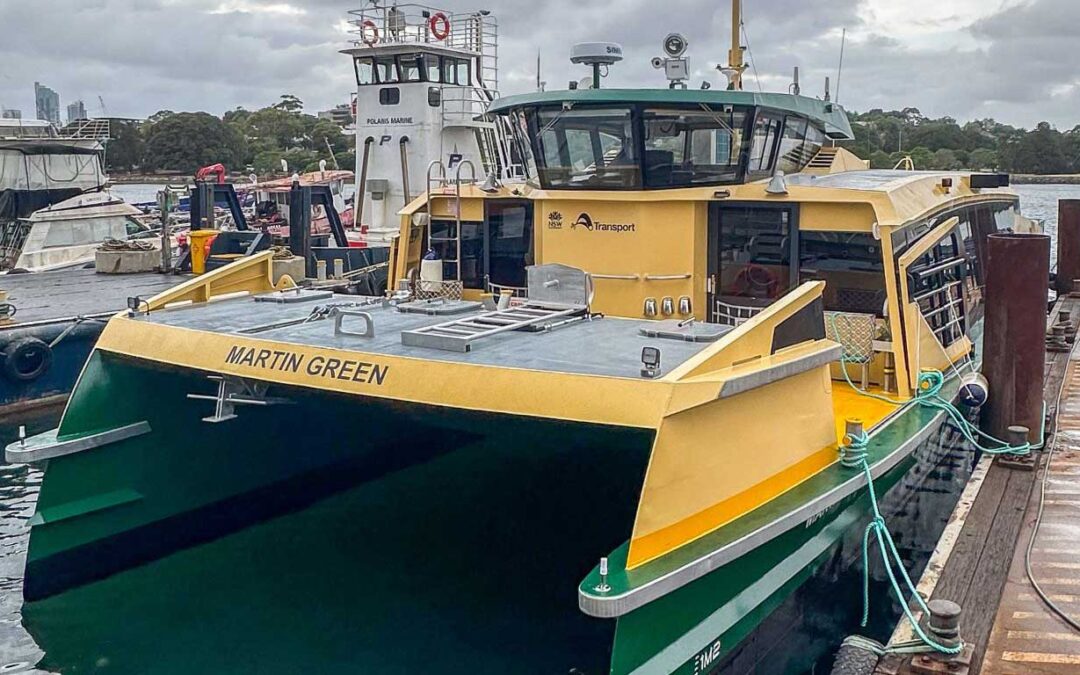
[[0, 0, 1075, 129]]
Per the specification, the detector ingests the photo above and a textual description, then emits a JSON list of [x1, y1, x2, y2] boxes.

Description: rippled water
[[1, 184, 1078, 673]]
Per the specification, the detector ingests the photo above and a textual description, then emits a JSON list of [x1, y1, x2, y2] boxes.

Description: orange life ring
[[429, 12, 450, 40], [361, 20, 379, 46]]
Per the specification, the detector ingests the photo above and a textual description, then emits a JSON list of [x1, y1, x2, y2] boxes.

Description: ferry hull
[[23, 350, 655, 615], [607, 414, 966, 675]]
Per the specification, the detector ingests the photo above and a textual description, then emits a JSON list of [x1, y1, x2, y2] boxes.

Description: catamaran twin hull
[[10, 263, 961, 674]]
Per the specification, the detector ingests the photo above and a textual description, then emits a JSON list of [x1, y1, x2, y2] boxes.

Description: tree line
[[842, 108, 1080, 174], [105, 95, 355, 177], [104, 95, 1080, 177]]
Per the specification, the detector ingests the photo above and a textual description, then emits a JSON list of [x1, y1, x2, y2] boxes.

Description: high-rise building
[[34, 82, 60, 125], [1, 109, 22, 120], [66, 100, 87, 123]]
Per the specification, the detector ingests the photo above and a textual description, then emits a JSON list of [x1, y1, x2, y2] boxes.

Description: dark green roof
[[487, 89, 854, 140]]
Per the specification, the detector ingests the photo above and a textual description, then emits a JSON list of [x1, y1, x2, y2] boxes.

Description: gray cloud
[[0, 0, 1075, 129]]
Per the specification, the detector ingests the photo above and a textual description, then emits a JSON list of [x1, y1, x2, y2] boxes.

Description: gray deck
[[137, 293, 718, 380], [1, 266, 184, 325]]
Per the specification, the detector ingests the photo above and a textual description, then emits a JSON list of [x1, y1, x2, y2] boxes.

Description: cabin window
[[748, 114, 781, 174], [800, 232, 886, 315], [534, 106, 639, 189], [714, 205, 794, 302], [457, 59, 471, 86], [641, 107, 749, 188], [379, 88, 400, 105], [777, 116, 811, 175], [428, 87, 441, 107], [398, 55, 423, 83], [355, 58, 375, 86], [424, 54, 441, 82], [374, 57, 399, 84]]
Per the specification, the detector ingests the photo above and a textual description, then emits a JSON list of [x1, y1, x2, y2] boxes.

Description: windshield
[[533, 107, 640, 189], [642, 106, 749, 187]]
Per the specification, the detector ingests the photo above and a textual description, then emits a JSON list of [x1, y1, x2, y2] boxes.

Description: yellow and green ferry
[[9, 11, 1036, 674]]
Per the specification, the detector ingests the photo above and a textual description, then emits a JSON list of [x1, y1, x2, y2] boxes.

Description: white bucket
[[420, 258, 443, 292]]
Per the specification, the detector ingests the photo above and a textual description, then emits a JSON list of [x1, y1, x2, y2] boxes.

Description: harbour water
[[0, 184, 1077, 673]]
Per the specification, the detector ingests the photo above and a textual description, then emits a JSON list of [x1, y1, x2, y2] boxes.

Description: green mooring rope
[[834, 327, 1041, 656]]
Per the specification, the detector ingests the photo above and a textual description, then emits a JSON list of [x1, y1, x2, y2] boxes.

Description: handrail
[[354, 136, 374, 229], [399, 136, 412, 205]]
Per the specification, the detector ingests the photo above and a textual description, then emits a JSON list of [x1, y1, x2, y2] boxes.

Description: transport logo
[[547, 211, 564, 230], [571, 211, 635, 233]]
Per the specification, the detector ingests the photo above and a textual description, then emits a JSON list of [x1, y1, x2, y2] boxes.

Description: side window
[[442, 58, 457, 85], [379, 88, 400, 105], [748, 115, 780, 174], [428, 87, 441, 107], [456, 59, 470, 86], [777, 116, 809, 174]]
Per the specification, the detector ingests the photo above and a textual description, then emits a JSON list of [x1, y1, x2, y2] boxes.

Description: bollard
[[1056, 201, 1080, 295], [925, 599, 963, 650], [333, 258, 344, 280], [983, 233, 1050, 443]]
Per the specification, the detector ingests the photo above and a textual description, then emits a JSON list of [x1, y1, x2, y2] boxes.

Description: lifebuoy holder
[[429, 12, 450, 41], [361, 19, 379, 46]]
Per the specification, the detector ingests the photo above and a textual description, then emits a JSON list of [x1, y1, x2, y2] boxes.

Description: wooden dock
[[879, 295, 1080, 674]]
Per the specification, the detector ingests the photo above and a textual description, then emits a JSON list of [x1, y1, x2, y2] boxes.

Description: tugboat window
[[379, 88, 400, 105], [398, 55, 423, 83], [374, 57, 399, 84], [355, 58, 375, 86], [533, 107, 639, 189], [641, 107, 749, 187], [424, 54, 441, 82]]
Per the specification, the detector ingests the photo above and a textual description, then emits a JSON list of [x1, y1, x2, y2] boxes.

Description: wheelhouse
[[489, 89, 852, 190]]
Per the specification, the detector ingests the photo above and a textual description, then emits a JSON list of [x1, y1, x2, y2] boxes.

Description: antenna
[[835, 28, 847, 104], [790, 66, 801, 96], [570, 43, 623, 89]]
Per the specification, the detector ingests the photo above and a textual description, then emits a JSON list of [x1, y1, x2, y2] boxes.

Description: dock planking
[[879, 295, 1080, 674], [1, 266, 183, 325]]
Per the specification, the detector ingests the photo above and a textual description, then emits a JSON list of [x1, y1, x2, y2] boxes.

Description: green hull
[[25, 348, 966, 673]]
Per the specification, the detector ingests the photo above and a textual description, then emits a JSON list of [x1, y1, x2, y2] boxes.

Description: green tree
[[274, 94, 304, 113], [143, 112, 247, 173], [104, 120, 146, 172], [968, 148, 998, 171]]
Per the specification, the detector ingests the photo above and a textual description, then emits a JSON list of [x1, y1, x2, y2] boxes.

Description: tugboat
[[11, 3, 1036, 673]]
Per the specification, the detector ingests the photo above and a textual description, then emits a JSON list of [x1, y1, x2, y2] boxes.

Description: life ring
[[429, 12, 450, 41], [732, 264, 779, 298], [361, 19, 379, 46], [1, 337, 53, 382]]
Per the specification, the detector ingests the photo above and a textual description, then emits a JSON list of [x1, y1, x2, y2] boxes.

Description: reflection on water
[[0, 414, 55, 674]]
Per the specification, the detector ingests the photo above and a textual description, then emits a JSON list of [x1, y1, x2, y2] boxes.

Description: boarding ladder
[[425, 158, 477, 282], [401, 301, 585, 353]]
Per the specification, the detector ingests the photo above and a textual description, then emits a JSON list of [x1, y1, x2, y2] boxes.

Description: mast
[[726, 0, 746, 90]]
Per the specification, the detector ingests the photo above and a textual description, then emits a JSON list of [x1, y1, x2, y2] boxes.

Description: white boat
[[2, 190, 152, 273], [0, 117, 121, 272]]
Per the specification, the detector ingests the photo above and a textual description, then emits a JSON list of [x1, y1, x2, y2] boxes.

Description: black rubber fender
[[1, 336, 53, 382], [829, 637, 882, 675]]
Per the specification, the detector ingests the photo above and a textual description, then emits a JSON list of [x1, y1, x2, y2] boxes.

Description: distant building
[[1, 109, 21, 120], [318, 103, 353, 128], [66, 100, 87, 123], [34, 82, 60, 125]]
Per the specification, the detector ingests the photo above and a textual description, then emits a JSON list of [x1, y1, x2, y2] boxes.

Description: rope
[[830, 313, 1035, 657], [844, 430, 963, 655], [99, 237, 154, 252]]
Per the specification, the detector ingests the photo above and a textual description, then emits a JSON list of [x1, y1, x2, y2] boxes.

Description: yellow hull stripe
[[627, 444, 840, 568]]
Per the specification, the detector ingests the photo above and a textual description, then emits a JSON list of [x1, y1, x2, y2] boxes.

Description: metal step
[[401, 303, 586, 353]]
